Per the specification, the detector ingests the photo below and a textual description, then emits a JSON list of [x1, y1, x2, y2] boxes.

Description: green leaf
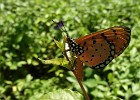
[[108, 73, 115, 83], [53, 38, 64, 52], [38, 58, 70, 69], [133, 90, 140, 96], [26, 74, 33, 82], [83, 79, 97, 88], [39, 89, 84, 100]]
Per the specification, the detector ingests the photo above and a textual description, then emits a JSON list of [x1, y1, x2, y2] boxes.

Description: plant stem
[[72, 70, 90, 100]]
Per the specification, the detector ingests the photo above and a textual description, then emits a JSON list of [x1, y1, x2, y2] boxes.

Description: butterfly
[[52, 20, 131, 69]]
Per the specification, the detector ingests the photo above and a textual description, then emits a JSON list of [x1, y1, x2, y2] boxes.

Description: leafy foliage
[[0, 0, 140, 100], [39, 89, 83, 100]]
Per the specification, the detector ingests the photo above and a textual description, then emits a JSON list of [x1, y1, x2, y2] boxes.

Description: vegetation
[[0, 0, 140, 100]]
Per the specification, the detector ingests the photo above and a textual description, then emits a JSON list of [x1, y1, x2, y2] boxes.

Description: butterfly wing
[[75, 26, 131, 69]]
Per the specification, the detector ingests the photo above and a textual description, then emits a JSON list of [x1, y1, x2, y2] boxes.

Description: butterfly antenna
[[52, 20, 69, 37], [62, 24, 69, 37]]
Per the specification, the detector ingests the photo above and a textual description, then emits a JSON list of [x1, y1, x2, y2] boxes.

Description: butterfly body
[[67, 26, 131, 69]]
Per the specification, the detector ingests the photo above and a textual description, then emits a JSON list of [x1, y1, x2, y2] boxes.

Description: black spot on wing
[[100, 44, 103, 47], [101, 33, 107, 39], [83, 41, 87, 46], [93, 39, 96, 44]]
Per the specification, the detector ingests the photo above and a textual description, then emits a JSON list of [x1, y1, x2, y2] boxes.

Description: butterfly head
[[52, 20, 69, 37]]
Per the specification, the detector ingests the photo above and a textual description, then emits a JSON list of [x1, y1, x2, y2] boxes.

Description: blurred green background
[[0, 0, 140, 100]]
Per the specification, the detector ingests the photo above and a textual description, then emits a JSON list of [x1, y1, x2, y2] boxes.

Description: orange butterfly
[[53, 20, 131, 69]]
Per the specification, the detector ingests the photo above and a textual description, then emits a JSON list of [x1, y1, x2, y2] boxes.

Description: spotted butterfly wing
[[52, 20, 131, 69], [67, 26, 131, 69]]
